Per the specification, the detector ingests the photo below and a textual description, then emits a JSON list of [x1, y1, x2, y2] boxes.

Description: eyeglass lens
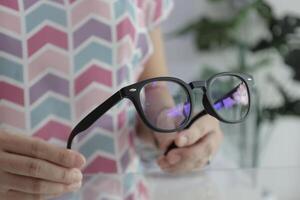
[[209, 75, 250, 122], [140, 81, 191, 131]]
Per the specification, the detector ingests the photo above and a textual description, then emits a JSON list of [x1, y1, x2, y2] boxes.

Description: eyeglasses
[[67, 72, 254, 152]]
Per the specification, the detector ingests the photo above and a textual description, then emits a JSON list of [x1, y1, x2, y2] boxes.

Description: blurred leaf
[[175, 17, 237, 50], [252, 15, 300, 53], [261, 77, 300, 120], [284, 49, 300, 81], [173, 0, 300, 123], [174, 0, 259, 51], [200, 66, 221, 79], [262, 100, 300, 120], [251, 39, 273, 52], [273, 16, 300, 36], [253, 0, 274, 23]]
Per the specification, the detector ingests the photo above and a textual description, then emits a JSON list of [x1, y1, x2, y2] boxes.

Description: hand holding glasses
[[67, 72, 254, 155]]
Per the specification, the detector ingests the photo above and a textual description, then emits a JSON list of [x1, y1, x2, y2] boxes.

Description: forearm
[[136, 27, 170, 140], [138, 28, 169, 81]]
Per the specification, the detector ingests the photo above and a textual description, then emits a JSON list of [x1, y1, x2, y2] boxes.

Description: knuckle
[[0, 172, 9, 190], [59, 184, 68, 194], [0, 129, 9, 136], [0, 131, 9, 146], [4, 190, 14, 200], [33, 195, 44, 200], [60, 169, 69, 182], [27, 160, 42, 177], [30, 139, 42, 157], [0, 153, 5, 168], [0, 133, 4, 145], [58, 150, 70, 165], [31, 180, 44, 193], [0, 185, 7, 194]]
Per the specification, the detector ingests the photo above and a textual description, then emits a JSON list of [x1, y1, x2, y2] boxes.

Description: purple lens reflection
[[213, 97, 236, 110], [184, 102, 191, 117], [166, 102, 191, 118]]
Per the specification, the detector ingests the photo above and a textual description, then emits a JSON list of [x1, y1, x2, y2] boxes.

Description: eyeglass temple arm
[[164, 83, 243, 155], [67, 91, 123, 149]]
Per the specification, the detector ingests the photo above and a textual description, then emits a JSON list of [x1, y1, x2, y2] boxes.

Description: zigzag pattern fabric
[[0, 0, 173, 199]]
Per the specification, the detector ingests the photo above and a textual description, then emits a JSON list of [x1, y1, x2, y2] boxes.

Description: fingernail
[[68, 181, 82, 191], [168, 154, 181, 165], [71, 169, 83, 182], [178, 135, 188, 147]]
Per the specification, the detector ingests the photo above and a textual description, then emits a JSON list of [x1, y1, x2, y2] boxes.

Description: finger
[[157, 155, 194, 174], [157, 156, 171, 169], [0, 152, 82, 184], [164, 130, 222, 172], [164, 162, 195, 174], [3, 190, 69, 200], [175, 115, 220, 147], [154, 132, 177, 151], [2, 172, 82, 195], [0, 131, 85, 168], [174, 125, 205, 148], [4, 190, 45, 200]]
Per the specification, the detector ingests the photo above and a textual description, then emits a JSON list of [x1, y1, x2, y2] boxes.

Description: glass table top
[[54, 163, 300, 200], [58, 117, 300, 200]]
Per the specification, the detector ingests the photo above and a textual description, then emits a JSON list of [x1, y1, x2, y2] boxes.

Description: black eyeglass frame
[[67, 72, 254, 149]]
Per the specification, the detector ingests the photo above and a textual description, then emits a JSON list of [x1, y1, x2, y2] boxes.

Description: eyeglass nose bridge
[[189, 81, 207, 92]]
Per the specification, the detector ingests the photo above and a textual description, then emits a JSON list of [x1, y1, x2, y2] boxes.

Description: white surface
[[259, 117, 300, 167], [146, 167, 300, 200]]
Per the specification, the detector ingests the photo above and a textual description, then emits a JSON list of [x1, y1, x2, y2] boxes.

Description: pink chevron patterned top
[[0, 0, 173, 199]]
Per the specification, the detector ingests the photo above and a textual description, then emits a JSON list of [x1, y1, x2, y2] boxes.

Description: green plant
[[175, 0, 300, 122], [174, 0, 300, 167]]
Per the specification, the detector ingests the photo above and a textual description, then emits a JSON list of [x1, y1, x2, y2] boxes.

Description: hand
[[0, 130, 86, 200], [155, 115, 223, 174]]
